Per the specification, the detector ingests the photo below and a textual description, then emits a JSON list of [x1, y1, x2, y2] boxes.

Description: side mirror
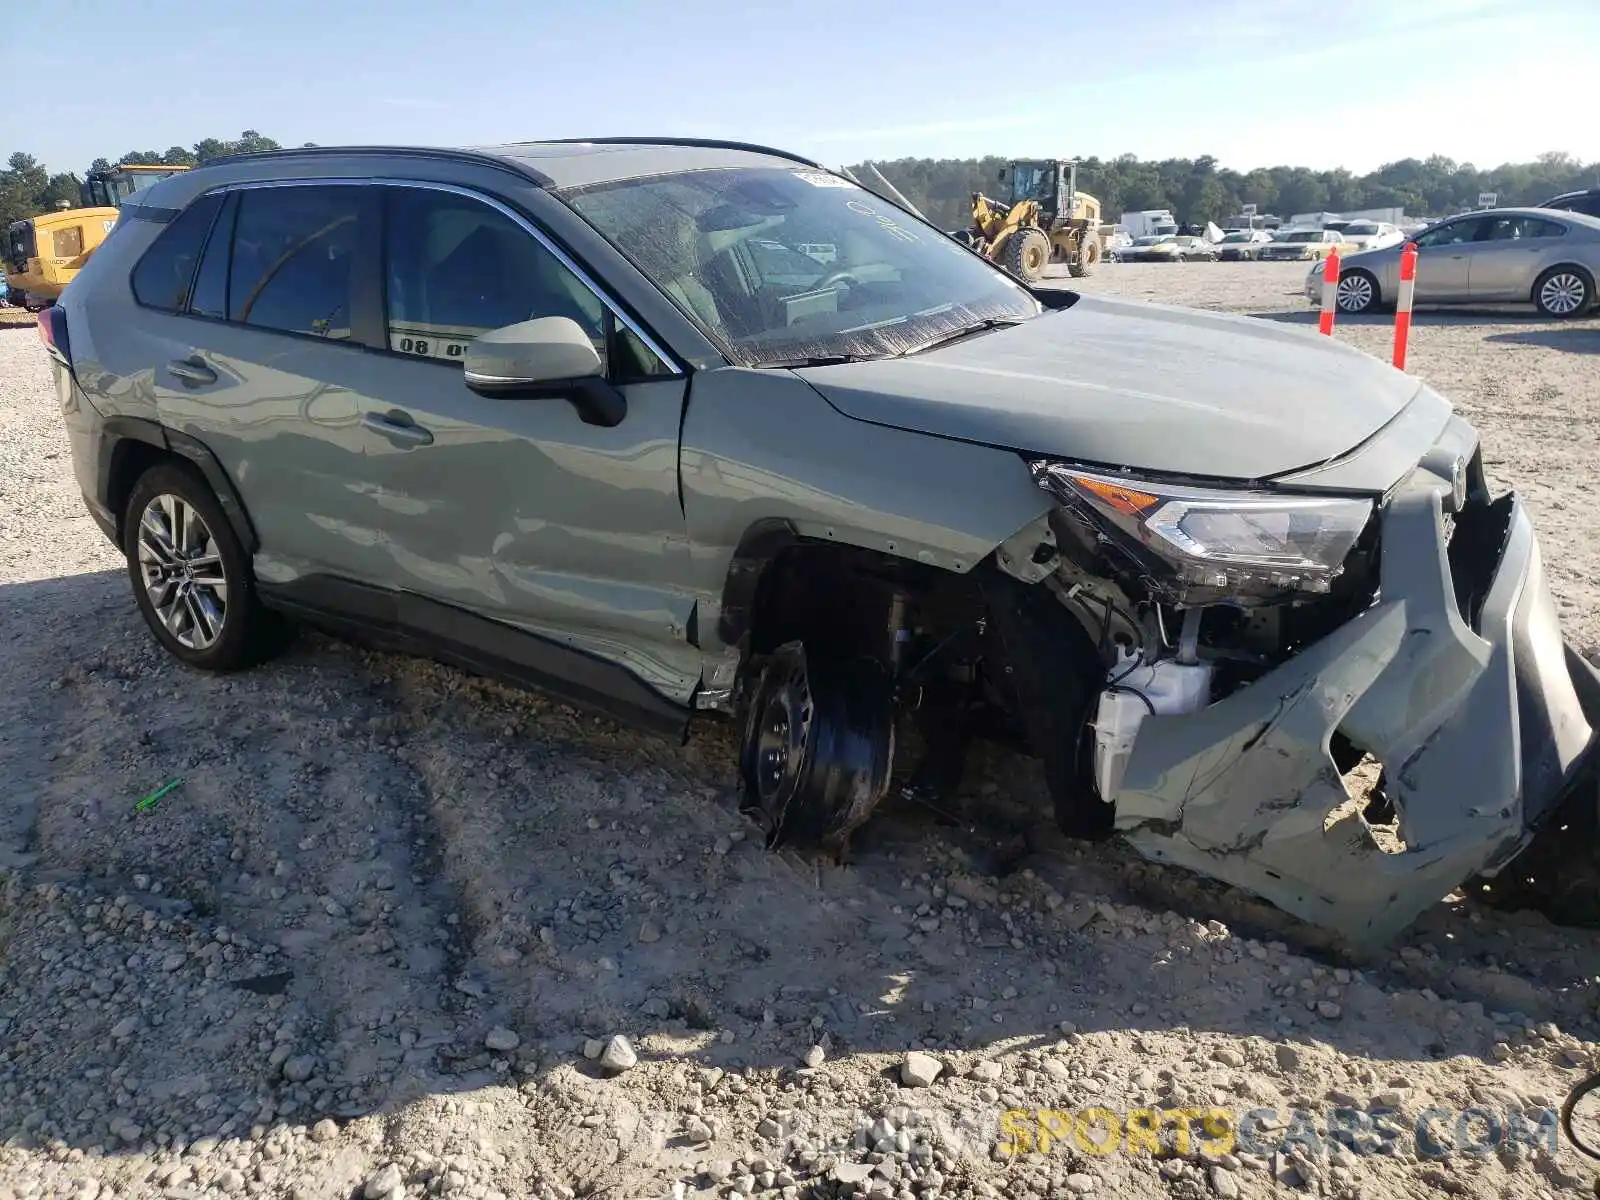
[[997, 167, 1009, 184], [463, 316, 626, 428]]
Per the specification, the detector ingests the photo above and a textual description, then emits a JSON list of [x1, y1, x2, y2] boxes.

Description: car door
[[345, 182, 701, 704], [1409, 216, 1484, 301], [1466, 214, 1568, 301], [140, 182, 393, 587]]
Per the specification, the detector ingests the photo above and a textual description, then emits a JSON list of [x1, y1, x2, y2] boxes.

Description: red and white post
[[1392, 242, 1418, 371], [1317, 249, 1341, 336]]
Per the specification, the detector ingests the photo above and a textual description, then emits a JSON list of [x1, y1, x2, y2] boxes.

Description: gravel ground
[[3, 265, 1600, 1200]]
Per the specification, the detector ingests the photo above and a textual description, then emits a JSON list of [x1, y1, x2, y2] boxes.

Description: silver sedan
[[1306, 207, 1600, 318]]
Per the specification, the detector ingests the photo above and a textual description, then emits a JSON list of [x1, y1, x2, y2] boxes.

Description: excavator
[[3, 162, 190, 310], [957, 159, 1105, 284]]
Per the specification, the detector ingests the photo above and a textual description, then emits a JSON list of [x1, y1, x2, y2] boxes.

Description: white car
[[1340, 221, 1404, 252], [1259, 228, 1350, 262], [1215, 230, 1275, 261], [1115, 234, 1183, 262]]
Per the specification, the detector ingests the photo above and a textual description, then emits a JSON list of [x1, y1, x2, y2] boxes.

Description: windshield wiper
[[905, 318, 1022, 356], [756, 352, 888, 369]]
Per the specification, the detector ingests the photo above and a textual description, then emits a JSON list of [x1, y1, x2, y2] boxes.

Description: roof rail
[[192, 145, 555, 187], [533, 137, 823, 169]]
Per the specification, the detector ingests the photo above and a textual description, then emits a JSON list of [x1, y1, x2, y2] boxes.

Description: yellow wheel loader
[[4, 163, 189, 310], [959, 159, 1105, 285]]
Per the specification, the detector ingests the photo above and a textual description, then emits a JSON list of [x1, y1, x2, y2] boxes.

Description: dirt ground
[[3, 262, 1600, 1200]]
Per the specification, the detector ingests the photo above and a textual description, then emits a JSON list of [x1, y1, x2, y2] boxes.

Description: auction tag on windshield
[[792, 170, 857, 189]]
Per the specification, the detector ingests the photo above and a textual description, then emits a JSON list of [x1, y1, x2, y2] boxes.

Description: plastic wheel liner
[[1112, 479, 1600, 946]]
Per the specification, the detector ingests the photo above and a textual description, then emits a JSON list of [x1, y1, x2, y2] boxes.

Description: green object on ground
[[135, 778, 184, 812]]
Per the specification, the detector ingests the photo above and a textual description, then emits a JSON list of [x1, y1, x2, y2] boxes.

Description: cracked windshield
[[564, 167, 1041, 366]]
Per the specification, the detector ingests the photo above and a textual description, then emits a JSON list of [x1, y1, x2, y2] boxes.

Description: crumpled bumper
[[1114, 480, 1600, 945]]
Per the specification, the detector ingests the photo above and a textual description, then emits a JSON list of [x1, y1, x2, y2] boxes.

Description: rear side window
[[228, 186, 361, 340], [189, 193, 238, 321], [131, 191, 225, 313]]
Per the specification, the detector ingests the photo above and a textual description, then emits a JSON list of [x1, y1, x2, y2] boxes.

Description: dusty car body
[[46, 138, 1600, 946], [1215, 231, 1274, 261], [1260, 227, 1350, 262], [1115, 234, 1183, 262]]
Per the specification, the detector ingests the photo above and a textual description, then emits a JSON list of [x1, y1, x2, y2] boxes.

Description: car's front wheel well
[[743, 540, 972, 664], [732, 538, 1111, 851]]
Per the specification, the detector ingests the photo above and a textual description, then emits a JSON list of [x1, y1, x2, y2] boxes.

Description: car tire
[[1336, 269, 1380, 314], [739, 641, 895, 856], [1533, 266, 1594, 318], [122, 461, 285, 672], [978, 568, 1110, 840]]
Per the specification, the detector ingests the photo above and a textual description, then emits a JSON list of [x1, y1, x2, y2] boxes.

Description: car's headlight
[[1031, 463, 1373, 603]]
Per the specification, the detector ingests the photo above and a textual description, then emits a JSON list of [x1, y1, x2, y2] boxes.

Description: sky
[[6, 0, 1598, 179]]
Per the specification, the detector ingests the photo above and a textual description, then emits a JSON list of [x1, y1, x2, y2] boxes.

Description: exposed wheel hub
[[740, 642, 895, 857]]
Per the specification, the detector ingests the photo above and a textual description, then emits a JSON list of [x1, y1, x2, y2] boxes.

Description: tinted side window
[[131, 191, 225, 313], [229, 186, 361, 340], [383, 187, 609, 367], [189, 192, 238, 320], [1414, 218, 1482, 249], [1481, 215, 1567, 242]]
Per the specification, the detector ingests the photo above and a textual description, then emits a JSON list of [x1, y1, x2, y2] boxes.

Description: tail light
[[37, 305, 70, 364]]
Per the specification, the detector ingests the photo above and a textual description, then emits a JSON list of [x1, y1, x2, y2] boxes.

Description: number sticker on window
[[389, 323, 475, 361], [792, 171, 857, 189]]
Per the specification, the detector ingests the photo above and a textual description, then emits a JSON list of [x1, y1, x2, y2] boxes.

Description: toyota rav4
[[44, 138, 1600, 944]]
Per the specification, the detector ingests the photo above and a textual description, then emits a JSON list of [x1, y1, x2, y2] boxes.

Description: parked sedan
[[1260, 228, 1349, 262], [1115, 234, 1183, 262], [1215, 230, 1275, 261], [1340, 220, 1404, 252], [1314, 207, 1600, 318]]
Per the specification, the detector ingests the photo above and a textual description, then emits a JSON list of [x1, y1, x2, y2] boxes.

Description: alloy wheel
[[1337, 273, 1375, 313], [1539, 272, 1587, 316], [136, 493, 229, 650]]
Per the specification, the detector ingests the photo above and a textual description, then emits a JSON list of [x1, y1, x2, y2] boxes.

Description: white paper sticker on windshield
[[792, 170, 857, 189]]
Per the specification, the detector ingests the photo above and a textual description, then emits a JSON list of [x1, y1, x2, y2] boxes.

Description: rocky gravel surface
[[4, 268, 1600, 1200]]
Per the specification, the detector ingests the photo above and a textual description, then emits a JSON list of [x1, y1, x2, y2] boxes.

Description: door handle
[[362, 410, 434, 447], [166, 358, 216, 386]]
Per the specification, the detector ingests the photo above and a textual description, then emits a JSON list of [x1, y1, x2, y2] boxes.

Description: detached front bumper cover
[[1113, 483, 1600, 945]]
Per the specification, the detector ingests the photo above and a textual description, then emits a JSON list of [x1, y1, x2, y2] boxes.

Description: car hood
[[793, 294, 1425, 483]]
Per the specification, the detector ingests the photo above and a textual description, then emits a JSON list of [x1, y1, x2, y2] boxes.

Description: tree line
[[851, 152, 1600, 232], [0, 132, 303, 231], [4, 131, 1595, 238]]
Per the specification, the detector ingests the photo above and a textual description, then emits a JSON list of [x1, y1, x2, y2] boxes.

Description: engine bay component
[[1092, 646, 1215, 803]]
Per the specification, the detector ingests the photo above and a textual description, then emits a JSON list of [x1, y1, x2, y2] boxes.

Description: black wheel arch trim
[[717, 518, 802, 650], [98, 416, 259, 555]]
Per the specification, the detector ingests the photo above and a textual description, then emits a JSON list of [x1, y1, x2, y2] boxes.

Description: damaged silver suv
[[47, 138, 1600, 944]]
